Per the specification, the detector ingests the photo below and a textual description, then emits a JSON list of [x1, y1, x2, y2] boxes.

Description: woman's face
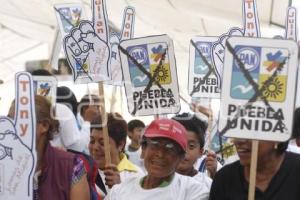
[[89, 129, 120, 169], [143, 137, 184, 178], [233, 139, 277, 166]]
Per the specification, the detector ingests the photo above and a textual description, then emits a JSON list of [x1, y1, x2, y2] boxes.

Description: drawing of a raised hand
[[109, 7, 135, 85], [0, 72, 36, 199], [63, 0, 110, 84]]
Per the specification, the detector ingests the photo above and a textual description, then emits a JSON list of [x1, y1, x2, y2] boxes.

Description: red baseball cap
[[144, 118, 187, 152]]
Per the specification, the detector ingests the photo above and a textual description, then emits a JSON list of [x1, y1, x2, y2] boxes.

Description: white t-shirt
[[287, 139, 300, 154], [97, 161, 144, 197], [105, 173, 209, 200], [193, 172, 212, 191], [125, 144, 145, 172], [50, 103, 90, 153]]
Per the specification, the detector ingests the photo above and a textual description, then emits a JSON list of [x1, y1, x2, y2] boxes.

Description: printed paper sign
[[109, 7, 135, 86], [54, 4, 86, 37], [63, 0, 110, 84], [119, 35, 181, 116], [33, 76, 57, 106], [285, 7, 297, 41], [242, 0, 260, 37], [218, 37, 298, 141], [188, 37, 220, 98], [0, 72, 37, 199]]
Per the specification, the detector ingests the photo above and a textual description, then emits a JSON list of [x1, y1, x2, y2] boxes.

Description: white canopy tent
[[0, 0, 298, 122]]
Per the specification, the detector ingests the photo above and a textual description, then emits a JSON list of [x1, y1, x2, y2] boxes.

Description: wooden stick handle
[[206, 99, 213, 150], [110, 85, 117, 112], [248, 140, 259, 200], [98, 82, 111, 165]]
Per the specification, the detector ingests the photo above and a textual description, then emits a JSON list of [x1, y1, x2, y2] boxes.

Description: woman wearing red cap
[[105, 118, 209, 200]]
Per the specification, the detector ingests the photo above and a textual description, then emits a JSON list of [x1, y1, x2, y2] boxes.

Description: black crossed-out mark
[[190, 40, 218, 96], [219, 41, 288, 136], [119, 45, 175, 115], [71, 55, 93, 81]]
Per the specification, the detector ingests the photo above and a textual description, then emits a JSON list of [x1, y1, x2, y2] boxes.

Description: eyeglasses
[[143, 138, 183, 155]]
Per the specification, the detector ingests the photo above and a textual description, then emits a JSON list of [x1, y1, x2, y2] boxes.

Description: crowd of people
[[6, 70, 300, 199]]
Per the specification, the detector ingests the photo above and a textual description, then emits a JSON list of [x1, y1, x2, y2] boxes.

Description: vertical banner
[[119, 35, 181, 116], [218, 37, 298, 141], [0, 72, 37, 199], [188, 37, 220, 98]]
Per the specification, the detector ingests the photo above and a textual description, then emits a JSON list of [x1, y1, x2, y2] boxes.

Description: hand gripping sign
[[212, 0, 260, 89], [188, 37, 220, 98], [218, 37, 298, 142], [63, 0, 110, 84], [109, 7, 135, 86], [119, 35, 181, 116], [0, 72, 37, 199]]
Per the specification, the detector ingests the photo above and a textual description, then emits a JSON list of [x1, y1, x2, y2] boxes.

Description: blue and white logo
[[235, 47, 260, 72], [129, 46, 148, 65], [197, 42, 211, 57]]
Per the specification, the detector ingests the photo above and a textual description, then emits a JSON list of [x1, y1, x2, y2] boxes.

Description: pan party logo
[[128, 43, 171, 87], [194, 41, 212, 75], [230, 46, 287, 102]]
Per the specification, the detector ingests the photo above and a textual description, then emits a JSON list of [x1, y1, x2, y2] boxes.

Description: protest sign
[[32, 76, 57, 106], [54, 4, 86, 37], [109, 7, 135, 86], [119, 35, 181, 116], [218, 37, 298, 142], [63, 0, 110, 84], [0, 72, 36, 200], [188, 37, 220, 98], [285, 7, 297, 41]]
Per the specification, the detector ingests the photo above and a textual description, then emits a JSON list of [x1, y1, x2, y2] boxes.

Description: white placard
[[218, 37, 298, 142], [188, 37, 220, 98], [119, 35, 181, 116], [32, 76, 57, 107], [54, 4, 86, 37]]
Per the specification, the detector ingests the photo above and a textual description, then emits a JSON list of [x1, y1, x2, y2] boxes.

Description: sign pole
[[248, 140, 259, 200], [206, 98, 213, 150], [110, 85, 117, 113], [98, 82, 111, 165]]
